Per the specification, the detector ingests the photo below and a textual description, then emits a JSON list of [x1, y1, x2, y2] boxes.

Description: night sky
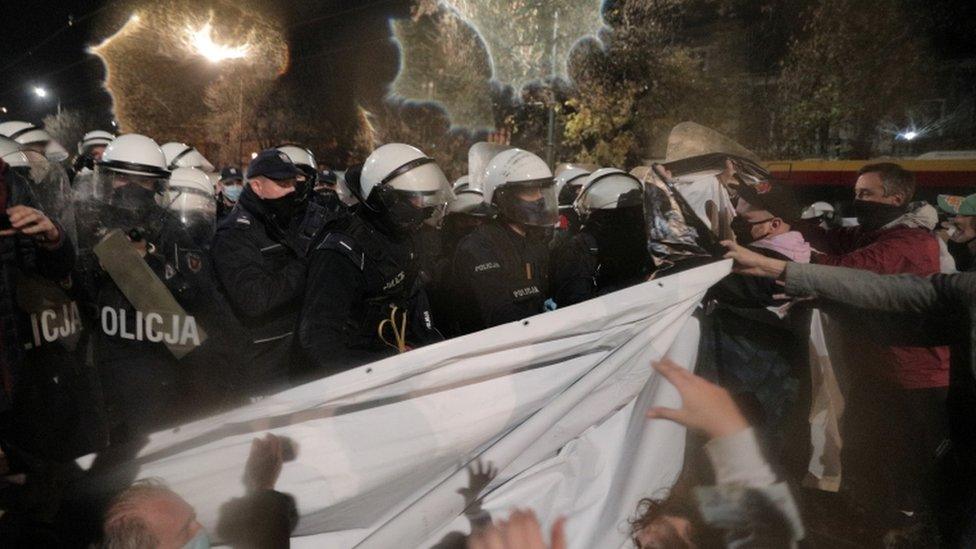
[[1, 0, 973, 130], [0, 0, 414, 129]]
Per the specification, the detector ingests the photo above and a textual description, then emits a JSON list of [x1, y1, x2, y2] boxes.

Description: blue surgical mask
[[223, 185, 243, 203], [182, 530, 210, 549]]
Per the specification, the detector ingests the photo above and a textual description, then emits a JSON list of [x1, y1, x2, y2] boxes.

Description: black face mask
[[853, 200, 905, 232], [111, 184, 157, 211], [947, 239, 976, 271], [730, 216, 771, 246], [262, 192, 301, 223]]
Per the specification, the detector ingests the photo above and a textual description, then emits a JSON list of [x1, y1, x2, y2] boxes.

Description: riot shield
[[664, 121, 760, 163], [21, 150, 78, 247], [94, 229, 207, 359]]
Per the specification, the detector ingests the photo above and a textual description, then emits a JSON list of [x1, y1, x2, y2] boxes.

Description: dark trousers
[[843, 378, 948, 519]]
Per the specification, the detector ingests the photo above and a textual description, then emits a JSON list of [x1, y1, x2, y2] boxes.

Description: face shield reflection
[[494, 179, 558, 227], [164, 186, 216, 229]]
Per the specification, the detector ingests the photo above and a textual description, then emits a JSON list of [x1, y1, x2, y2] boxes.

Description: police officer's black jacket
[[211, 187, 312, 390], [71, 191, 218, 433], [299, 209, 442, 375], [449, 220, 550, 335], [550, 229, 654, 308], [549, 232, 600, 308]]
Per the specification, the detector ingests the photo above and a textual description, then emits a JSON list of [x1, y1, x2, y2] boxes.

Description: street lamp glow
[[188, 21, 250, 63], [902, 131, 918, 141], [33, 86, 48, 98]]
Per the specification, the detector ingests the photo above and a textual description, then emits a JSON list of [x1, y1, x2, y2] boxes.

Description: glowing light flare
[[33, 87, 48, 98], [187, 20, 251, 63], [899, 130, 919, 141]]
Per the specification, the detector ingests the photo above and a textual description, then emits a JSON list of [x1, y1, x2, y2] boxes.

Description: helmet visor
[[495, 178, 558, 227], [165, 186, 216, 229], [92, 164, 169, 206]]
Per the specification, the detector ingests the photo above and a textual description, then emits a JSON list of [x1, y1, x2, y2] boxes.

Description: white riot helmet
[[360, 143, 452, 229], [0, 136, 30, 168], [447, 180, 490, 217], [276, 144, 318, 196], [574, 168, 645, 221], [166, 167, 216, 227], [452, 175, 470, 193], [801, 201, 835, 220], [94, 133, 169, 203], [0, 121, 52, 146], [482, 148, 557, 227], [78, 130, 115, 155], [161, 142, 215, 172]]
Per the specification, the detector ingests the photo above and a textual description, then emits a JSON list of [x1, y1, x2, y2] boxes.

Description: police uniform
[[74, 198, 210, 435], [211, 186, 309, 393], [549, 228, 653, 308], [299, 210, 442, 374], [549, 232, 600, 307], [449, 221, 550, 335]]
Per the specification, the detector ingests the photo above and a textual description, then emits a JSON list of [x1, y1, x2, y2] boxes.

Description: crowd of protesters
[[0, 116, 973, 548]]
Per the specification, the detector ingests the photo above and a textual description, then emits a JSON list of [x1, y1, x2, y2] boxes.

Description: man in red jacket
[[803, 162, 948, 540]]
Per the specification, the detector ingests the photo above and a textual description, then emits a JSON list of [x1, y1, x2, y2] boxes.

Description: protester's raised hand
[[646, 359, 749, 439], [721, 240, 787, 279], [467, 509, 566, 549], [244, 434, 285, 492], [1, 206, 61, 249]]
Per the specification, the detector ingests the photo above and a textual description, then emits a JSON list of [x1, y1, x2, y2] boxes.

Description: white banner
[[127, 259, 731, 548]]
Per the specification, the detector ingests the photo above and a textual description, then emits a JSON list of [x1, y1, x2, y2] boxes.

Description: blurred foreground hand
[[468, 509, 566, 549]]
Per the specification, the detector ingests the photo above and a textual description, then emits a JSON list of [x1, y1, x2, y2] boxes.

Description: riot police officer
[[426, 177, 491, 338], [74, 133, 210, 438], [211, 149, 314, 393], [298, 143, 452, 373], [73, 130, 115, 181], [448, 148, 557, 334], [550, 168, 652, 307], [553, 166, 590, 242], [165, 167, 217, 248], [278, 143, 345, 217]]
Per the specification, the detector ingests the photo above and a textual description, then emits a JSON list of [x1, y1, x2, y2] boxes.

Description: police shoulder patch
[[317, 232, 365, 271]]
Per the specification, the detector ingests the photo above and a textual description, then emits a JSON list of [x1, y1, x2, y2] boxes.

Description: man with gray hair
[[101, 434, 297, 548]]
